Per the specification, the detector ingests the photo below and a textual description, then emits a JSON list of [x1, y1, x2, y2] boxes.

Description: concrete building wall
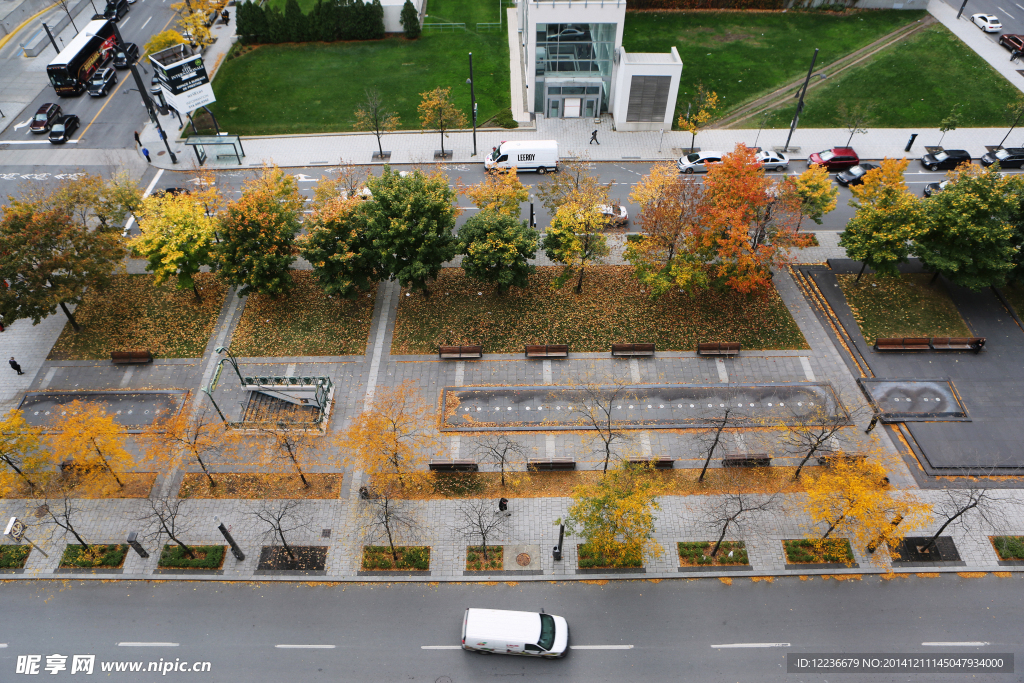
[[609, 46, 682, 131]]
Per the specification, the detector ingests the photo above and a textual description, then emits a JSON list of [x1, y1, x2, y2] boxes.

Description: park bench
[[438, 344, 483, 360], [111, 350, 153, 364], [610, 343, 656, 357], [722, 454, 771, 468], [873, 338, 931, 352], [528, 459, 576, 471], [428, 459, 479, 472], [626, 457, 675, 470], [697, 342, 741, 357], [525, 344, 569, 359], [930, 337, 985, 353]]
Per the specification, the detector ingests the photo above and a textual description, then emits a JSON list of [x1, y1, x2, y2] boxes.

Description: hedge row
[[628, 0, 785, 9], [60, 544, 129, 568], [236, 0, 385, 45], [158, 544, 226, 569]]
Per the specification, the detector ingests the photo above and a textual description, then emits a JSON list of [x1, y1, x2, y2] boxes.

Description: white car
[[972, 13, 1002, 32], [677, 151, 723, 174], [597, 203, 628, 227], [755, 150, 790, 172]]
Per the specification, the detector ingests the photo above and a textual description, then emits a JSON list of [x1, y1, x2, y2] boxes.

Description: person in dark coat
[[9, 357, 23, 375]]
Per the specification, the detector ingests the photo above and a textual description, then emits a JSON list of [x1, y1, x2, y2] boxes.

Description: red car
[[1000, 33, 1024, 51], [807, 147, 860, 172], [30, 103, 62, 134]]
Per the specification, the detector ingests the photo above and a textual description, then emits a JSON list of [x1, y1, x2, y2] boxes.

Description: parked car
[[598, 203, 628, 227], [981, 147, 1024, 168], [807, 147, 859, 172], [30, 103, 62, 133], [835, 163, 880, 187], [677, 151, 723, 174], [999, 33, 1024, 51], [113, 42, 139, 69], [87, 67, 117, 97], [923, 179, 951, 197], [48, 114, 80, 144], [104, 0, 128, 20], [920, 149, 971, 171], [462, 608, 568, 658], [156, 187, 191, 197], [972, 13, 1002, 32], [755, 150, 790, 172]]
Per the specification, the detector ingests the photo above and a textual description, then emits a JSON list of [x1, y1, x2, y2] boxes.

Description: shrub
[[578, 543, 643, 568], [992, 536, 1024, 560], [489, 108, 519, 129], [158, 545, 226, 569], [466, 545, 503, 570], [400, 0, 421, 39], [60, 544, 129, 568], [362, 545, 430, 570], [0, 545, 31, 568], [678, 541, 748, 565], [783, 539, 854, 564]]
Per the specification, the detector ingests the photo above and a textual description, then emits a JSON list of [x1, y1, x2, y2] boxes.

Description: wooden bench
[[610, 343, 655, 357], [528, 459, 576, 471], [697, 342, 741, 357], [438, 344, 483, 359], [525, 344, 569, 359], [111, 350, 153, 364], [817, 454, 867, 467], [722, 454, 771, 468], [931, 337, 985, 353], [428, 459, 479, 472], [873, 338, 930, 352], [626, 457, 675, 470]]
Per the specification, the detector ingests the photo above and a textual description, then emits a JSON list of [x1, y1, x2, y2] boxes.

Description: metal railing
[[476, 22, 502, 32], [422, 22, 466, 31]]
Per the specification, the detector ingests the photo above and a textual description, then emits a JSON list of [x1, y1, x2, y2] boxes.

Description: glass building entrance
[[534, 22, 614, 117]]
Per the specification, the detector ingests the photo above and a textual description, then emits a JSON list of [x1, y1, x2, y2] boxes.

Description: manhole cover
[[436, 677, 453, 683], [516, 553, 531, 567]]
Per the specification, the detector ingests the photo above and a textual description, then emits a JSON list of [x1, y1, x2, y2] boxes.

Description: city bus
[[46, 19, 118, 96]]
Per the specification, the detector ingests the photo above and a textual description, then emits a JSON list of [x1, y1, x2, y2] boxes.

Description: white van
[[462, 608, 569, 658], [485, 140, 559, 174]]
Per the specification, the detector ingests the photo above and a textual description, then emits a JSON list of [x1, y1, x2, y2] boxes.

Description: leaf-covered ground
[[230, 271, 376, 357], [1, 473, 156, 499], [1002, 284, 1024, 321], [177, 472, 342, 499], [48, 274, 228, 360], [837, 273, 970, 343], [391, 266, 807, 353]]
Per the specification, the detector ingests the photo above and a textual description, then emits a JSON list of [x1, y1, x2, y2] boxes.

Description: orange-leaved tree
[[47, 400, 134, 494], [418, 87, 467, 159], [139, 405, 237, 488], [0, 409, 53, 496]]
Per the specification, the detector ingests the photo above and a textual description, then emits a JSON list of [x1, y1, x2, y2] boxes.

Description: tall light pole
[[783, 47, 818, 154], [467, 52, 477, 157]]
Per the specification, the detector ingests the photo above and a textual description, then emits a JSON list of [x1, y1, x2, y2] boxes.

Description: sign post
[[150, 44, 216, 118], [4, 516, 49, 558]]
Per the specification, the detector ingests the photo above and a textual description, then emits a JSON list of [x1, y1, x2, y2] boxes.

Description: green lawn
[[765, 25, 1021, 128], [621, 9, 925, 125], [837, 273, 971, 343], [208, 0, 509, 135]]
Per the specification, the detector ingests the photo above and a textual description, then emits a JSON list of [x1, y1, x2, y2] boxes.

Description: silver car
[[677, 151, 723, 174], [755, 150, 790, 172]]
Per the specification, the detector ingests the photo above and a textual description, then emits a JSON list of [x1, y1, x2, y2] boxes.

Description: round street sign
[[4, 516, 25, 542]]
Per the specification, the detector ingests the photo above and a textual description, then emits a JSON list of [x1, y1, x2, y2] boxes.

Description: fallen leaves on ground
[[1, 472, 155, 499], [177, 472, 341, 499], [837, 273, 970, 343]]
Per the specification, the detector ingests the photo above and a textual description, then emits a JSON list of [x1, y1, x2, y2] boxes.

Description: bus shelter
[[184, 134, 245, 165]]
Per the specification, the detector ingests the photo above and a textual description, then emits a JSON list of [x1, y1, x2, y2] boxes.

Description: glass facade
[[534, 22, 615, 115]]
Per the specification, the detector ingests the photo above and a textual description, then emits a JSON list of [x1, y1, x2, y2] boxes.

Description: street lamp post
[[782, 47, 818, 154], [467, 52, 477, 157]]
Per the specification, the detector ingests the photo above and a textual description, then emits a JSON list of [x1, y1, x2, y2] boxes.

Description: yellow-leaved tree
[[541, 199, 609, 294], [0, 409, 53, 496], [462, 169, 529, 217], [785, 163, 839, 231], [565, 461, 664, 568], [139, 405, 236, 488], [801, 455, 931, 565], [418, 87, 467, 160], [172, 3, 213, 48], [340, 381, 437, 490], [677, 81, 719, 152], [47, 401, 135, 495], [143, 30, 187, 58]]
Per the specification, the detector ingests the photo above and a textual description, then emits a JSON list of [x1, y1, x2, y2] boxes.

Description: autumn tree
[[359, 480, 422, 564], [697, 408, 732, 483], [47, 401, 134, 494], [458, 211, 538, 292], [565, 461, 664, 566], [135, 495, 197, 559], [418, 86, 467, 159], [340, 381, 437, 489], [354, 88, 401, 159], [139, 405, 235, 488], [363, 167, 459, 296], [172, 2, 213, 47], [937, 103, 962, 146], [454, 497, 509, 562], [542, 199, 609, 294], [473, 435, 527, 487], [1000, 96, 1024, 146], [0, 409, 52, 495], [570, 381, 637, 473], [801, 456, 930, 563], [248, 499, 312, 563], [217, 165, 304, 297], [839, 158, 925, 281], [700, 468, 782, 557], [915, 164, 1017, 290], [786, 402, 851, 480], [787, 164, 838, 231], [836, 102, 872, 147], [97, 169, 144, 228], [256, 423, 330, 489], [534, 157, 609, 217], [678, 81, 719, 152], [143, 30, 187, 57], [462, 169, 529, 217], [134, 172, 222, 300]]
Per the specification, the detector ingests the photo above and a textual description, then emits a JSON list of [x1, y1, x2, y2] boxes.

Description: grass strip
[[362, 545, 431, 570], [783, 538, 854, 564], [0, 545, 31, 568], [678, 540, 748, 566], [837, 273, 970, 343], [158, 544, 226, 569], [60, 544, 129, 568]]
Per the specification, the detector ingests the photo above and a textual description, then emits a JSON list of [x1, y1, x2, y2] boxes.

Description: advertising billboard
[[150, 46, 215, 113]]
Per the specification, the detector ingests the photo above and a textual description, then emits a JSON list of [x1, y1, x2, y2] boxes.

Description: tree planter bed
[[783, 539, 859, 570], [891, 536, 965, 567], [0, 545, 31, 571], [465, 545, 503, 572], [154, 545, 226, 574], [56, 544, 128, 573], [254, 546, 328, 575], [357, 545, 430, 576], [992, 536, 1024, 565], [577, 543, 644, 573], [677, 541, 751, 571]]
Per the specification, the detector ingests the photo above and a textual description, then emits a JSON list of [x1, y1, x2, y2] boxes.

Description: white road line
[[799, 356, 815, 381], [117, 642, 179, 647], [999, 6, 1016, 17], [922, 641, 990, 647], [275, 644, 336, 649], [0, 643, 7, 647], [119, 15, 131, 25], [421, 645, 461, 650], [2, 140, 79, 145], [711, 643, 791, 648], [1017, 2, 1024, 10], [140, 16, 152, 29], [123, 168, 163, 234], [571, 645, 634, 650]]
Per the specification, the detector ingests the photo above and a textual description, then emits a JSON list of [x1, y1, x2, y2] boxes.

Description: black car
[[980, 147, 1024, 168], [104, 0, 128, 20], [113, 42, 139, 69], [921, 149, 971, 171], [87, 67, 117, 97], [835, 162, 880, 187], [923, 179, 951, 198], [48, 114, 80, 144]]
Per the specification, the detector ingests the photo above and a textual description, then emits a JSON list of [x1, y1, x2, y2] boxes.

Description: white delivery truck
[[485, 140, 559, 174], [462, 608, 569, 658]]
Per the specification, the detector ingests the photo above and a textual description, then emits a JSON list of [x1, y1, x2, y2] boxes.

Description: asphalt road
[[0, 574, 1020, 682]]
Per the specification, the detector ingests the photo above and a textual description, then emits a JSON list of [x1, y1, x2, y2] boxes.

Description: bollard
[[552, 523, 564, 561], [215, 516, 245, 561], [127, 531, 149, 559], [904, 134, 918, 153]]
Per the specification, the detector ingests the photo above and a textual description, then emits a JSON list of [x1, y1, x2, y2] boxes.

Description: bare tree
[[359, 483, 421, 564], [837, 102, 872, 147], [453, 497, 509, 561], [354, 89, 401, 160], [920, 477, 1022, 554], [700, 470, 783, 557], [697, 408, 732, 483], [787, 403, 852, 480], [248, 499, 312, 563], [474, 435, 527, 487], [571, 381, 636, 473], [33, 491, 90, 548], [135, 495, 195, 558], [257, 423, 321, 488]]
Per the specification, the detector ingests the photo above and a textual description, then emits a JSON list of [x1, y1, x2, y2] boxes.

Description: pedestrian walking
[[142, 147, 151, 163], [1012, 49, 1022, 63], [9, 357, 23, 375], [497, 497, 510, 517], [589, 129, 599, 145], [133, 130, 141, 146]]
